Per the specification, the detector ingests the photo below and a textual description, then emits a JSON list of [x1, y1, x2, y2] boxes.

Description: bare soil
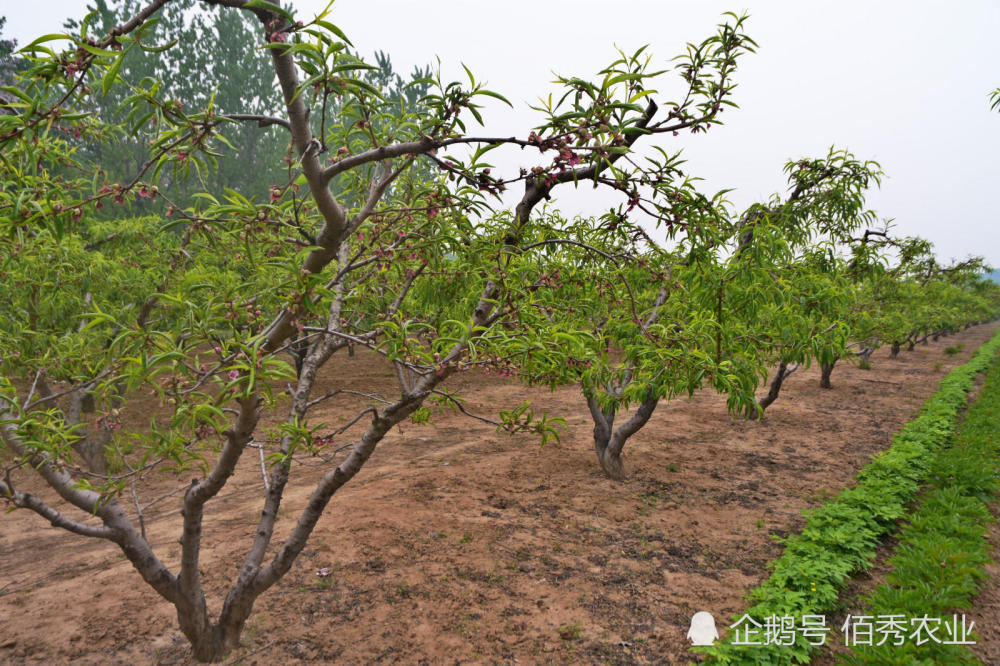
[[971, 503, 1000, 666], [1, 323, 998, 665]]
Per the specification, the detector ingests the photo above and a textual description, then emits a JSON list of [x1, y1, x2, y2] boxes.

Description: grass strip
[[840, 358, 1000, 665], [698, 329, 1000, 665]]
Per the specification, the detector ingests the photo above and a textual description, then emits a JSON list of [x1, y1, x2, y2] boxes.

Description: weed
[[557, 621, 584, 641], [698, 331, 1000, 665], [850, 356, 1000, 663], [482, 571, 506, 585], [807, 487, 836, 502]]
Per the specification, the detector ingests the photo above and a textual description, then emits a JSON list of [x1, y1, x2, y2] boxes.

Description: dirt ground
[[971, 504, 1000, 666], [1, 323, 998, 665]]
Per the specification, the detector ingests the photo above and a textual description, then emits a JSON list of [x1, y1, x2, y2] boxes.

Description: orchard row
[[1, 4, 997, 661]]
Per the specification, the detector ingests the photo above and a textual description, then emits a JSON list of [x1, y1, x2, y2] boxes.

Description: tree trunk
[[288, 333, 309, 377], [596, 441, 627, 481], [819, 360, 836, 389], [63, 388, 110, 476], [74, 433, 110, 477], [907, 338, 915, 351], [587, 393, 659, 481], [179, 617, 242, 663], [890, 342, 900, 359], [749, 361, 797, 419], [173, 604, 256, 662]]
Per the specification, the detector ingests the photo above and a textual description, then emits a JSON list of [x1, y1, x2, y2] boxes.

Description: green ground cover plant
[[841, 359, 1000, 664], [698, 329, 1000, 665]]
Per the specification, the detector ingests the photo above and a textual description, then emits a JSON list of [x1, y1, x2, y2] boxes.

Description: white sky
[[5, 1, 1000, 265]]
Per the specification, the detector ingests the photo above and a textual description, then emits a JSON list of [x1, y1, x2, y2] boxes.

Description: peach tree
[[567, 149, 885, 479], [0, 1, 758, 661], [737, 149, 883, 415]]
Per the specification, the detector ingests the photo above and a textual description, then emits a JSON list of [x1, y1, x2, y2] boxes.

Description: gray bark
[[587, 393, 659, 481], [819, 360, 836, 389], [749, 361, 798, 419]]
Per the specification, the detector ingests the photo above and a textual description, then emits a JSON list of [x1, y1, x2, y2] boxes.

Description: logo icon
[[687, 611, 719, 646]]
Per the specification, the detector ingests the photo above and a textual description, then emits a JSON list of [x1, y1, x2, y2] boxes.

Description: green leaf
[[79, 43, 121, 58], [471, 89, 512, 107], [244, 0, 296, 23], [101, 54, 124, 98], [20, 34, 70, 51], [313, 20, 353, 46]]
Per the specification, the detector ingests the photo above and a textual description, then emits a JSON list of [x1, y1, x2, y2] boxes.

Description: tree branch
[[0, 481, 115, 539], [218, 113, 291, 132]]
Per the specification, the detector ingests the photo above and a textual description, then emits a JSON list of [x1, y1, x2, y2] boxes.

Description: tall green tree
[[65, 1, 431, 207]]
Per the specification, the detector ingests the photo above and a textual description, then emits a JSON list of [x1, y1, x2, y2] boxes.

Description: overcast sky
[[5, 1, 1000, 265]]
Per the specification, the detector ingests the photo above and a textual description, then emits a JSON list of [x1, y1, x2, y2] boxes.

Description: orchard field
[[0, 323, 999, 665], [2, 2, 1000, 665]]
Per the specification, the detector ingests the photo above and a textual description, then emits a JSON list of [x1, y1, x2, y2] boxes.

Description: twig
[[246, 440, 270, 491], [24, 371, 111, 412], [139, 484, 186, 514], [219, 113, 290, 132], [431, 390, 505, 429], [327, 407, 378, 437], [22, 369, 44, 411], [223, 640, 277, 666], [306, 389, 391, 409]]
